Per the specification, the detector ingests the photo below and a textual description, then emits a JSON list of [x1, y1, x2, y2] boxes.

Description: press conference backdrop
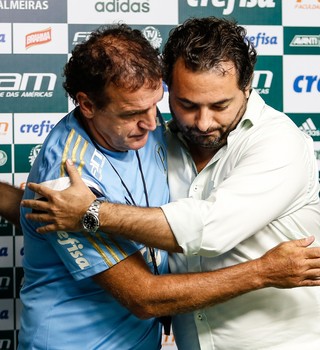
[[0, 0, 319, 348]]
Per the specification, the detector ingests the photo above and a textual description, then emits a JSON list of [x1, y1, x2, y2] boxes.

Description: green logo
[[178, 0, 281, 25], [14, 144, 42, 173], [0, 145, 12, 173], [254, 56, 283, 111], [0, 55, 68, 113], [288, 114, 320, 141], [284, 27, 320, 55]]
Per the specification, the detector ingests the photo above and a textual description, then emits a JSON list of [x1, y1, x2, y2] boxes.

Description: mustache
[[186, 126, 222, 135]]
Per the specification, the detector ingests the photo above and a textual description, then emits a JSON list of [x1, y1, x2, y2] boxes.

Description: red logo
[[25, 27, 52, 49]]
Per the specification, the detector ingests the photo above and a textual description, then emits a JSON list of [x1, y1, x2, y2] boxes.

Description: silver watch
[[81, 199, 103, 233]]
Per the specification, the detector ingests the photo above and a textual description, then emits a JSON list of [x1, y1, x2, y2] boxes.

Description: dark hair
[[63, 23, 163, 109], [162, 17, 257, 91]]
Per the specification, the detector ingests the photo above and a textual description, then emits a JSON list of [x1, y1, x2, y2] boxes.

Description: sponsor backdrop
[[0, 0, 319, 348]]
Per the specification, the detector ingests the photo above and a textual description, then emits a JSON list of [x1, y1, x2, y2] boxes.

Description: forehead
[[105, 81, 163, 111], [171, 59, 239, 99]]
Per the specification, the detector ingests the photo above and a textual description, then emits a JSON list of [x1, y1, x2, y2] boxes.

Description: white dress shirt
[[161, 89, 320, 350]]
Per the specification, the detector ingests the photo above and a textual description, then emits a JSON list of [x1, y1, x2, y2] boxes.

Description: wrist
[[81, 199, 103, 233]]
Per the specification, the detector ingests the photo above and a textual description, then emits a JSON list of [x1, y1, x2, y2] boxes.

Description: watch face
[[82, 213, 99, 232]]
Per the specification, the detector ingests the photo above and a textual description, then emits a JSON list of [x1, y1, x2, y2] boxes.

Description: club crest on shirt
[[154, 143, 167, 174]]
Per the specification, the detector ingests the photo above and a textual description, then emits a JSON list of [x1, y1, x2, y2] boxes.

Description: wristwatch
[[81, 199, 103, 233]]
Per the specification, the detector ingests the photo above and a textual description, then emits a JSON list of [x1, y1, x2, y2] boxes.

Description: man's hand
[[21, 159, 95, 233], [258, 236, 320, 288]]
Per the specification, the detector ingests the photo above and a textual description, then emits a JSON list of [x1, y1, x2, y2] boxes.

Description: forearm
[[122, 239, 320, 318], [0, 182, 23, 228], [136, 259, 264, 318], [99, 202, 183, 253]]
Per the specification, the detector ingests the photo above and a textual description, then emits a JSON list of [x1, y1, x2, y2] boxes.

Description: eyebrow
[[118, 108, 149, 117], [118, 89, 164, 117], [177, 97, 233, 106]]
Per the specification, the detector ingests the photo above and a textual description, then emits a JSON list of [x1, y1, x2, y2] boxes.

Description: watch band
[[81, 199, 103, 233]]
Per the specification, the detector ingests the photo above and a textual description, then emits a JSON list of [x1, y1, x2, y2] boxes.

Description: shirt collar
[[240, 89, 266, 127]]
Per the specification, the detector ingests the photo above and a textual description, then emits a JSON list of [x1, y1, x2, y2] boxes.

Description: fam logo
[[252, 70, 273, 94], [295, 0, 320, 9], [0, 269, 13, 299], [95, 0, 150, 13], [0, 337, 12, 350], [0, 122, 9, 136], [0, 55, 67, 113], [25, 27, 52, 49], [186, 0, 275, 15], [142, 26, 162, 49], [0, 73, 55, 98]]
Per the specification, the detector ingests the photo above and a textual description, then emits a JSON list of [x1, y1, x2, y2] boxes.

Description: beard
[[169, 95, 248, 150], [177, 124, 228, 149]]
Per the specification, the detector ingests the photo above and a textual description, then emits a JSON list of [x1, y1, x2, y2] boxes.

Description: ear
[[76, 92, 95, 119], [244, 84, 251, 99]]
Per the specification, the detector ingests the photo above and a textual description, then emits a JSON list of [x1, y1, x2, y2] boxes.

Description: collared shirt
[[161, 89, 320, 350], [19, 108, 169, 350]]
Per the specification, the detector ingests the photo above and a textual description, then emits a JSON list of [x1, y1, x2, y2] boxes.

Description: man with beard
[[6, 17, 320, 349]]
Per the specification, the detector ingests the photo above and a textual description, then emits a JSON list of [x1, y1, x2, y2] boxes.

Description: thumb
[[294, 235, 315, 248], [65, 159, 82, 185]]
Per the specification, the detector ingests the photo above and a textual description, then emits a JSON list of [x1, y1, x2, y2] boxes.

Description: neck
[[76, 109, 116, 152], [188, 143, 218, 173]]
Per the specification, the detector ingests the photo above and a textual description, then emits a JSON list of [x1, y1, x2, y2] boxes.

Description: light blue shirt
[[19, 108, 169, 350]]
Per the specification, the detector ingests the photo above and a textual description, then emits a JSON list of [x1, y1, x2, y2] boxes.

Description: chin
[[130, 135, 149, 150]]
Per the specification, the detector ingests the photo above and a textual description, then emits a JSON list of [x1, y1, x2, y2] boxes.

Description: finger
[[36, 224, 58, 234], [21, 199, 50, 212], [65, 159, 83, 185], [291, 236, 315, 248], [25, 212, 53, 223], [303, 247, 320, 259], [303, 268, 320, 280], [298, 280, 320, 287], [27, 182, 53, 199]]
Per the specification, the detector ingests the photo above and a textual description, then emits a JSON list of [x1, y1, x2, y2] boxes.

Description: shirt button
[[193, 185, 198, 192], [197, 313, 203, 321]]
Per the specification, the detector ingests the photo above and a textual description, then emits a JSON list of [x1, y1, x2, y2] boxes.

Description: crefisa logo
[[186, 0, 276, 15], [246, 32, 278, 48]]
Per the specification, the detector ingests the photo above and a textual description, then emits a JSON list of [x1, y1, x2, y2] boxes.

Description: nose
[[138, 107, 157, 131], [195, 108, 213, 132]]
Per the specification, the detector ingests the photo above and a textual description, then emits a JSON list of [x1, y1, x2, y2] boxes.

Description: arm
[[97, 236, 320, 319], [22, 159, 180, 252], [0, 181, 23, 228]]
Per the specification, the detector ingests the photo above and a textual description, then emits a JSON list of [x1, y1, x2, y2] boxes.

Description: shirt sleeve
[[161, 121, 318, 257], [46, 230, 142, 280], [30, 176, 142, 280]]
